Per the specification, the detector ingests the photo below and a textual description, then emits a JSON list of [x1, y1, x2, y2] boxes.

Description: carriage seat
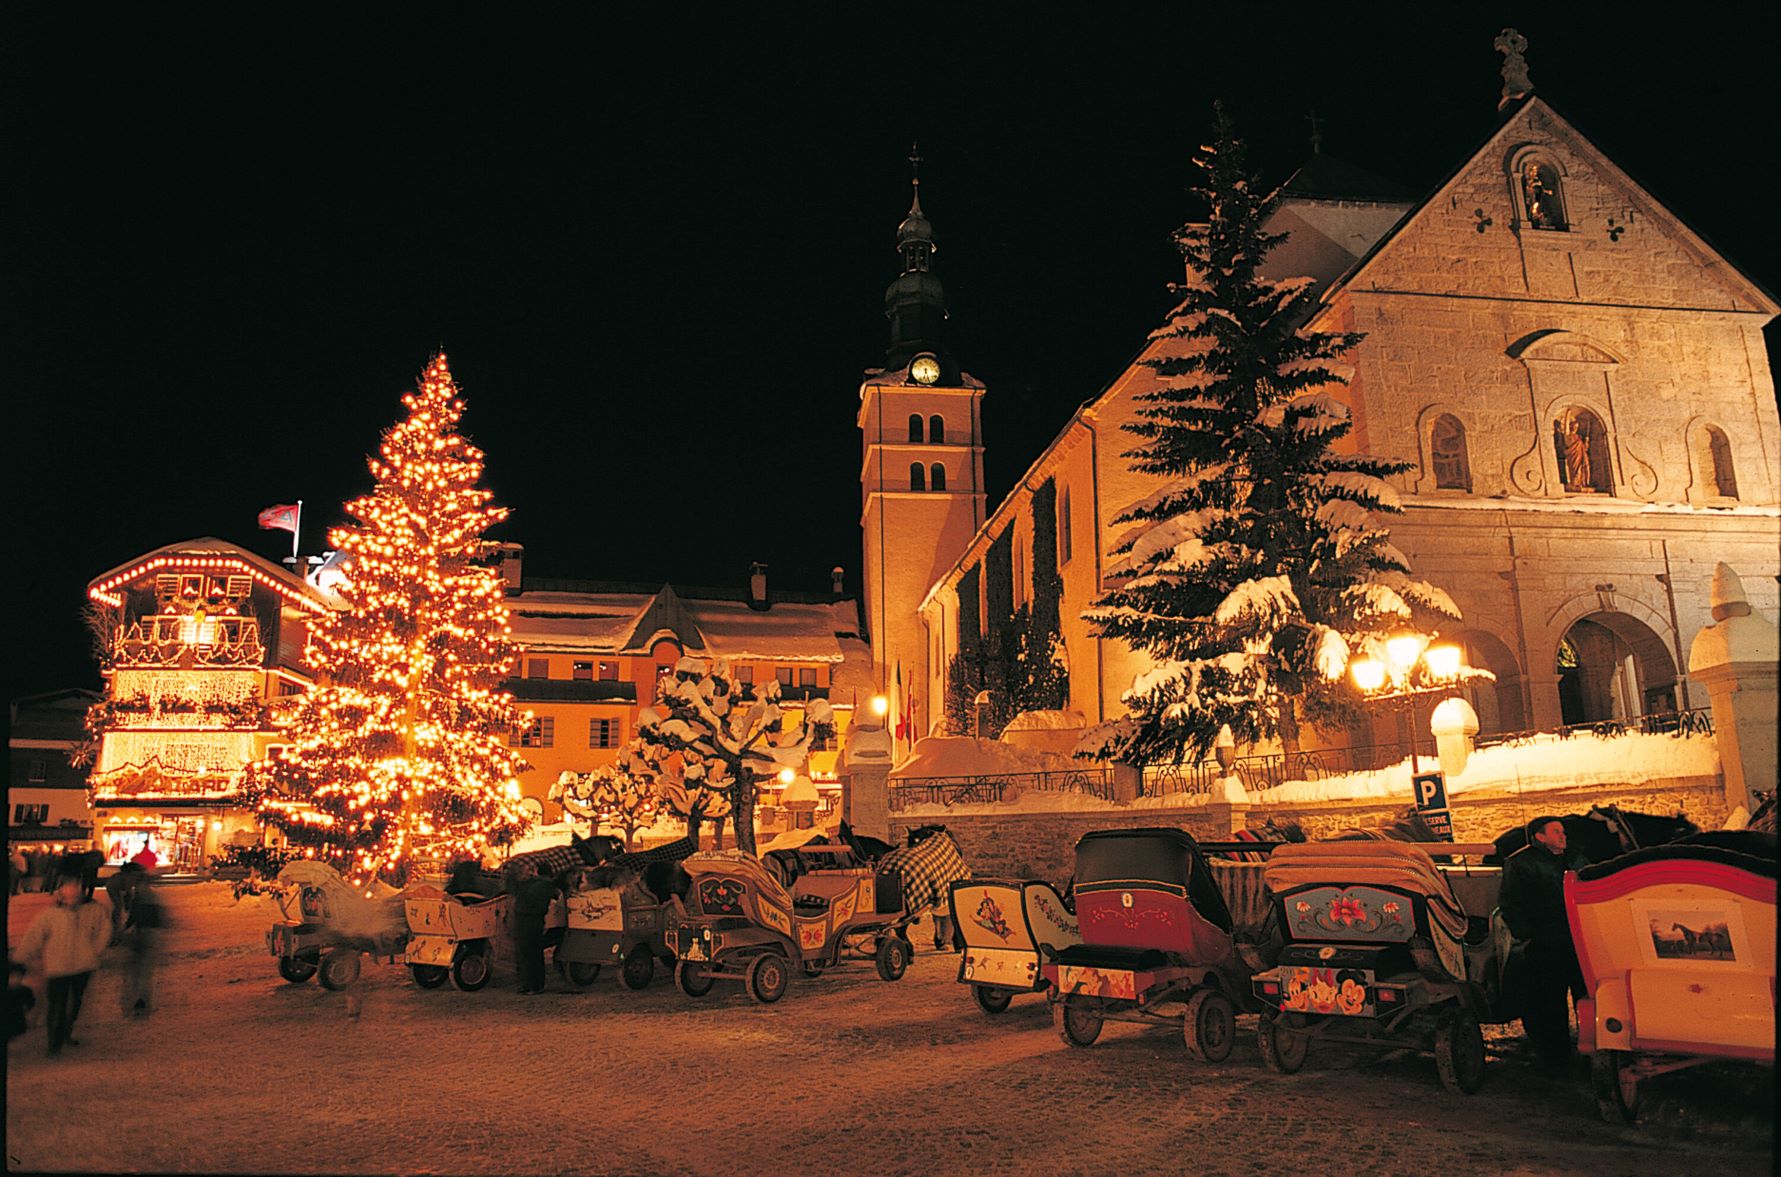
[[1056, 943, 1172, 972]]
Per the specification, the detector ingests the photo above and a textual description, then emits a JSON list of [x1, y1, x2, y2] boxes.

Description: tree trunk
[[733, 779, 757, 856], [1277, 696, 1302, 781], [683, 810, 702, 847]]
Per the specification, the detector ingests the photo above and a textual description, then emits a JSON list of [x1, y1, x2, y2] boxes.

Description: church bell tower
[[858, 150, 987, 746]]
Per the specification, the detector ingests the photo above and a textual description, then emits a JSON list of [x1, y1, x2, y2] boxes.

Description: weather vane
[[1495, 28, 1533, 109]]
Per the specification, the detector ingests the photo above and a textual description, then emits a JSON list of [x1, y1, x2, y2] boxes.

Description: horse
[[1484, 804, 1699, 865], [1330, 807, 1447, 845]]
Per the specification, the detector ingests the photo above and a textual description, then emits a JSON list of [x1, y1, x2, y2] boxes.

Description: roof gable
[[1328, 98, 1776, 315]]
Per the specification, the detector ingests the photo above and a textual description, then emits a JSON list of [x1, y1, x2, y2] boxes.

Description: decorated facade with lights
[[82, 538, 333, 867]]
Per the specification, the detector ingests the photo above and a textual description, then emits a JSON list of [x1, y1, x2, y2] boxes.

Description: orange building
[[494, 547, 874, 823]]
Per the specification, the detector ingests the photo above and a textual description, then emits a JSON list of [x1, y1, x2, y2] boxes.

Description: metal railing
[[1476, 707, 1713, 749], [888, 767, 1115, 812]]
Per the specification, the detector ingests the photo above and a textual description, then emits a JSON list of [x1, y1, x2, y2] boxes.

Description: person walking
[[1499, 815, 1587, 1071], [512, 870, 566, 995], [16, 874, 113, 1056], [119, 867, 168, 1017], [9, 846, 26, 896]]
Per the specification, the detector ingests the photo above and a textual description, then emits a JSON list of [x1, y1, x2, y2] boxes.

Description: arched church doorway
[[1555, 613, 1678, 726], [1444, 629, 1526, 736]]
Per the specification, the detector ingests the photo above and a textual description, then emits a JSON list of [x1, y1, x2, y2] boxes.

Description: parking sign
[[1412, 770, 1454, 842]]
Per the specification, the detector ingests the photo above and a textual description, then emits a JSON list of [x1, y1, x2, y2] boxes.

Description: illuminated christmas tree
[[249, 354, 531, 884]]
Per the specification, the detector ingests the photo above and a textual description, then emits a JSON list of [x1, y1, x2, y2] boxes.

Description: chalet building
[[81, 538, 332, 867], [876, 89, 1778, 760], [494, 546, 874, 822]]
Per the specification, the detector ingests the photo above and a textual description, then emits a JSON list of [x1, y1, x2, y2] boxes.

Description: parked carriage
[[670, 852, 922, 1003], [1039, 829, 1276, 1062], [1565, 832, 1776, 1122], [951, 878, 1080, 1014], [265, 860, 406, 991], [402, 882, 516, 992], [1250, 840, 1510, 1093], [554, 837, 698, 989]]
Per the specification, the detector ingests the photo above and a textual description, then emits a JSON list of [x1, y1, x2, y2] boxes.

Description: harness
[[1586, 806, 1638, 853]]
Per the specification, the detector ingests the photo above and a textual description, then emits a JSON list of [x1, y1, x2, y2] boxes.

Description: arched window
[[929, 415, 945, 444], [1520, 158, 1567, 231], [929, 462, 946, 491], [909, 462, 925, 492], [1706, 427, 1739, 499], [1552, 407, 1612, 495], [1430, 414, 1471, 491], [907, 414, 923, 443]]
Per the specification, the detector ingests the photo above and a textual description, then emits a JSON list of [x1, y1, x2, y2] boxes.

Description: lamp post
[[1349, 636, 1468, 771]]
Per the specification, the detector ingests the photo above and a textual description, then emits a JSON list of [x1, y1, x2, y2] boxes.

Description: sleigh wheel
[[973, 985, 1013, 1015], [1183, 988, 1236, 1063]]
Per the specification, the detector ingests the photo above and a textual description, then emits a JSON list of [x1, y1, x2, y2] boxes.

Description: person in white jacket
[[16, 875, 113, 1055]]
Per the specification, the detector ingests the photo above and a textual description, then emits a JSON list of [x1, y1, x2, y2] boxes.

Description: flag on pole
[[257, 503, 301, 534]]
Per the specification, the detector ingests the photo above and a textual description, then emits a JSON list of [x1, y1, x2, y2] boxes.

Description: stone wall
[[894, 775, 1727, 883]]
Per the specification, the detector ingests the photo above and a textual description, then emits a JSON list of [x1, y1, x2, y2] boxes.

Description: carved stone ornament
[[1495, 28, 1533, 107]]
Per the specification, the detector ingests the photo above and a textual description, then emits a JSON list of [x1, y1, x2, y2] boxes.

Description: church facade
[[875, 96, 1778, 759]]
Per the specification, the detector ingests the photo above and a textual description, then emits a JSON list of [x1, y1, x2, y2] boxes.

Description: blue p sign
[[1412, 771, 1448, 812]]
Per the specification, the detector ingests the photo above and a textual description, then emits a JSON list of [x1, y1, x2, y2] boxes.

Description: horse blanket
[[609, 835, 698, 872], [505, 844, 585, 882], [877, 832, 970, 917]]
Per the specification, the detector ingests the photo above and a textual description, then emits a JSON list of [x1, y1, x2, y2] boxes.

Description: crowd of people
[[7, 846, 170, 1057]]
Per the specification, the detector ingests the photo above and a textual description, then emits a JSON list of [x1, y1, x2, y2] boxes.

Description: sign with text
[[1412, 770, 1455, 842]]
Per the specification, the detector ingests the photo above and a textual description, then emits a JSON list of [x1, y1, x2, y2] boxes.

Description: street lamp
[[1349, 636, 1468, 770]]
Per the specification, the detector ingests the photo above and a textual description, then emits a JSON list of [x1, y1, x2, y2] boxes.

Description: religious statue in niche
[[1521, 161, 1566, 231], [1553, 408, 1609, 493]]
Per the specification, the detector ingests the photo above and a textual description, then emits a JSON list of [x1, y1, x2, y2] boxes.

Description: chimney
[[748, 562, 769, 611], [831, 566, 845, 597], [497, 543, 523, 591]]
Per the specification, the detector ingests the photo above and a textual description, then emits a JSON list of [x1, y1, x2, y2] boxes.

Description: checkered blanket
[[878, 832, 970, 917], [505, 844, 584, 882], [609, 835, 698, 872]]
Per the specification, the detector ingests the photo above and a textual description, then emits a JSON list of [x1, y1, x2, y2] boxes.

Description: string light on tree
[[244, 354, 532, 886]]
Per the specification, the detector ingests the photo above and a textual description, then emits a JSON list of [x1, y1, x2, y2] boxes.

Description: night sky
[[8, 9, 1778, 702]]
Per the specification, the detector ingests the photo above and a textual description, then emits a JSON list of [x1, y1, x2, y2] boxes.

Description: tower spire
[[884, 145, 949, 374]]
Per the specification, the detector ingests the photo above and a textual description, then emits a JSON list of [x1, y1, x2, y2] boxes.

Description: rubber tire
[[278, 956, 318, 984], [1435, 1008, 1487, 1094], [677, 961, 716, 998], [973, 985, 1014, 1015], [567, 961, 602, 988], [1183, 988, 1237, 1063], [1591, 1049, 1641, 1124], [318, 950, 360, 992], [1257, 1014, 1309, 1074], [619, 946, 654, 990], [1055, 997, 1104, 1047], [746, 953, 790, 1004], [801, 960, 827, 978], [410, 964, 449, 989], [451, 949, 492, 992], [875, 936, 911, 982]]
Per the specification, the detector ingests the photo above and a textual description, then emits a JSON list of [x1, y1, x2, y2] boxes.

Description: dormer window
[[1520, 158, 1567, 231]]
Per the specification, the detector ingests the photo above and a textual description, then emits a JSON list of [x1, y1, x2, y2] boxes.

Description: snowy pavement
[[6, 884, 1772, 1177]]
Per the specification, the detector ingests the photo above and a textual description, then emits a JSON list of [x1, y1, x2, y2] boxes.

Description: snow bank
[[1000, 710, 1090, 756], [891, 736, 1082, 780], [1234, 731, 1720, 806]]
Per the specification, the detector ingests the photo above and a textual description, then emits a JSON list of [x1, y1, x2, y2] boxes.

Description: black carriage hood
[[1073, 828, 1233, 934], [1575, 834, 1777, 883]]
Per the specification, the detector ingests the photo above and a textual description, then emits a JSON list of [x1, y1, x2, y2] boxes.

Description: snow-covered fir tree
[[1085, 107, 1457, 767], [248, 355, 531, 884], [551, 764, 663, 850], [628, 656, 832, 854]]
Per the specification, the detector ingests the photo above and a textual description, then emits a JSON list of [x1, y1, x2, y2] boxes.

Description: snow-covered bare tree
[[1084, 107, 1458, 768], [629, 656, 833, 854], [551, 765, 663, 850]]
